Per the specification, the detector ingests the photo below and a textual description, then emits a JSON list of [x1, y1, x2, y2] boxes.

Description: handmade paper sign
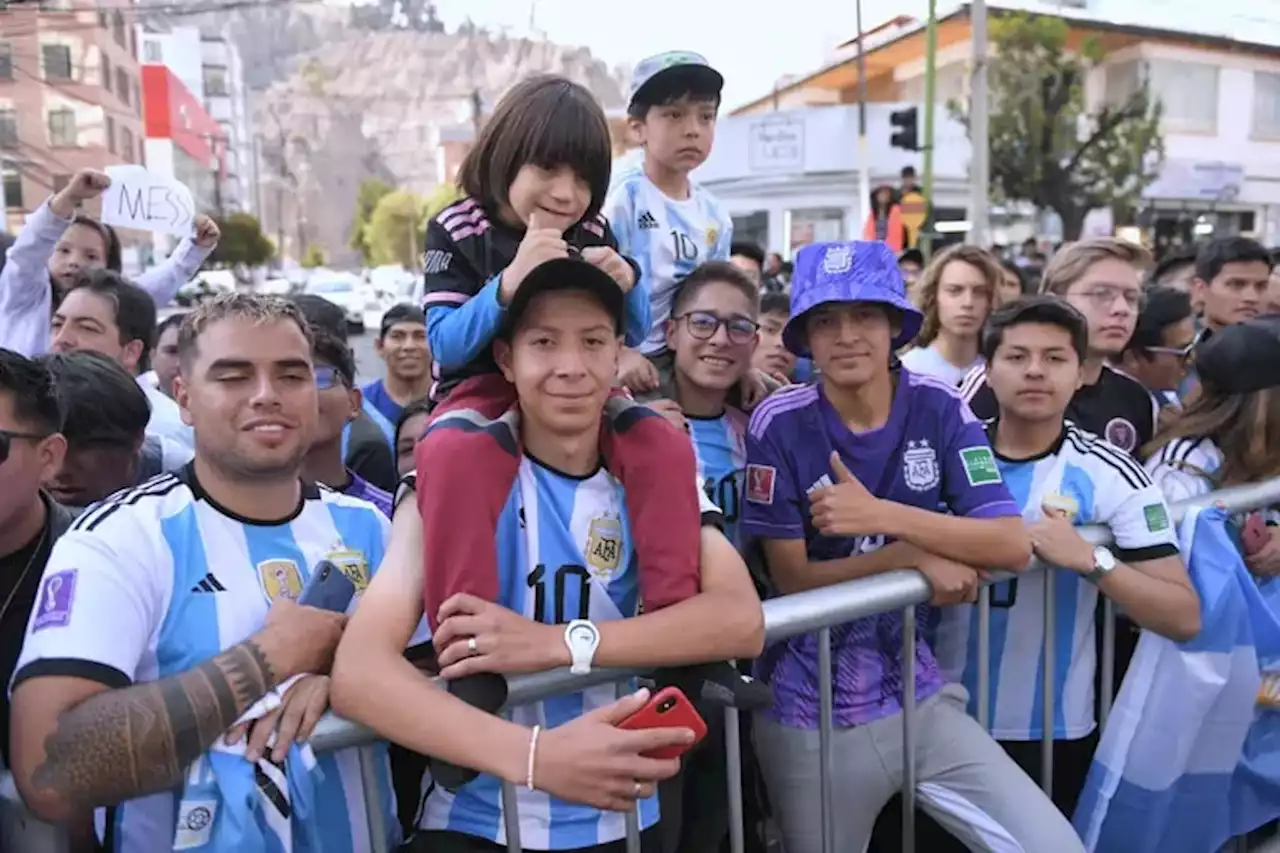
[[101, 165, 196, 238]]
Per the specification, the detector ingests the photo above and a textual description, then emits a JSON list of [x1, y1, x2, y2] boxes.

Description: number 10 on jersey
[[527, 563, 591, 624]]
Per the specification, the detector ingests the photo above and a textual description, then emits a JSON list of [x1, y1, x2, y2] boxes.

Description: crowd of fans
[[0, 46, 1279, 853]]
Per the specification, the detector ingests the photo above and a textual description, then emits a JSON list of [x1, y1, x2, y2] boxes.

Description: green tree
[[349, 178, 395, 264], [208, 212, 275, 268], [367, 189, 427, 269], [952, 13, 1164, 240], [301, 244, 327, 268]]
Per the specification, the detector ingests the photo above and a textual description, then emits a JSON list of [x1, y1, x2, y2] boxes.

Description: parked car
[[304, 271, 366, 330]]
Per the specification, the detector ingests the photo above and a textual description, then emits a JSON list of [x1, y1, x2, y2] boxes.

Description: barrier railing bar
[[624, 806, 641, 852], [501, 781, 521, 852], [1042, 570, 1056, 798], [1100, 599, 1116, 730], [977, 585, 991, 730], [902, 605, 918, 853], [817, 626, 835, 853], [357, 745, 391, 853], [725, 705, 745, 853]]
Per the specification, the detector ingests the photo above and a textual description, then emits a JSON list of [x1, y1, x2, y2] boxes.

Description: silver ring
[[467, 637, 479, 655], [633, 781, 642, 797]]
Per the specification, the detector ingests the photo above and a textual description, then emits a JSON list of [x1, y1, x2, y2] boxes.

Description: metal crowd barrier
[[4, 476, 1279, 853]]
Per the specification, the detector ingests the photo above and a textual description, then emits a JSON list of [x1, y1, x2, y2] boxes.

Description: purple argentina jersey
[[342, 470, 394, 518], [742, 371, 1019, 728]]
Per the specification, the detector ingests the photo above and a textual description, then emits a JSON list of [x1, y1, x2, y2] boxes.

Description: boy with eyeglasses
[[961, 239, 1156, 459], [1114, 286, 1198, 413]]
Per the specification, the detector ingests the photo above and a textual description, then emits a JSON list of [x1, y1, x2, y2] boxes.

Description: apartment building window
[[47, 108, 76, 147], [101, 53, 112, 91], [42, 44, 73, 81], [0, 109, 16, 149], [52, 173, 71, 193], [116, 69, 131, 106], [1253, 71, 1280, 138], [1148, 59, 1219, 133], [121, 126, 134, 163], [106, 115, 116, 154], [2, 163, 20, 209], [137, 137, 145, 165], [98, 11, 108, 27], [129, 29, 137, 60], [112, 11, 126, 50], [39, 0, 72, 9], [203, 65, 229, 97], [143, 40, 163, 63], [1104, 59, 1143, 105], [0, 43, 12, 80]]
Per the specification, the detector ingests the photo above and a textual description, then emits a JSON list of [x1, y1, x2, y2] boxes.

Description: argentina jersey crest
[[423, 458, 659, 847]]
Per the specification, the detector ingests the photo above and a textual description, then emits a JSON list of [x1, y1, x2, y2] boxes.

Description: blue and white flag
[[1073, 506, 1280, 852]]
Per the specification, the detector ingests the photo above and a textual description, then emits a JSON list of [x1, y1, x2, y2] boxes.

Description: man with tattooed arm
[[8, 294, 400, 851]]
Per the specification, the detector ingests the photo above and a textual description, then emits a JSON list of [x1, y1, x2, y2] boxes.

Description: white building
[[137, 24, 253, 215], [697, 0, 1280, 256]]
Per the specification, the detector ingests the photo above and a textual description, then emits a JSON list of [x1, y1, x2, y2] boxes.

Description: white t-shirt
[[901, 345, 983, 388]]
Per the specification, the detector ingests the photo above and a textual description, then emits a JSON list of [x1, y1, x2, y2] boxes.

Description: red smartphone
[[1242, 512, 1270, 557], [617, 686, 707, 760]]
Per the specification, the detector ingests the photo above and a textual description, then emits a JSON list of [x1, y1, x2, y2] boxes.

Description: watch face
[[568, 624, 598, 647], [1094, 547, 1117, 572]]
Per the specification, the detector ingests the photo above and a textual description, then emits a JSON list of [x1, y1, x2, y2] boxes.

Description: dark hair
[[69, 215, 123, 272], [901, 165, 917, 179], [290, 294, 349, 343], [379, 303, 426, 339], [155, 311, 187, 342], [395, 397, 433, 444], [310, 328, 356, 386], [1195, 236, 1272, 284], [671, 261, 760, 318], [729, 242, 765, 268], [1149, 245, 1198, 286], [63, 269, 158, 365], [1124, 286, 1193, 355], [38, 351, 148, 448], [981, 295, 1089, 363], [999, 258, 1027, 291], [627, 70, 722, 120], [457, 75, 612, 223], [760, 291, 790, 317], [0, 348, 64, 434]]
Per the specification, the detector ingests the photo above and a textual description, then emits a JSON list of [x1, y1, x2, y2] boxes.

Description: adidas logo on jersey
[[806, 474, 834, 495], [191, 573, 227, 594], [637, 211, 659, 230]]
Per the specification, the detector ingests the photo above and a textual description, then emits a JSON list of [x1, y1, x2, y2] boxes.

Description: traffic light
[[890, 106, 920, 152]]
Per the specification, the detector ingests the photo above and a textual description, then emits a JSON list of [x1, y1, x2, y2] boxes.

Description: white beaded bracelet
[[525, 725, 542, 791]]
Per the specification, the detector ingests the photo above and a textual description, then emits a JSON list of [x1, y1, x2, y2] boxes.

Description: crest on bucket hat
[[781, 241, 923, 357]]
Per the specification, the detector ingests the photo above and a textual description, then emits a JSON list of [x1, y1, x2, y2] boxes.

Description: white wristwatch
[[1084, 546, 1117, 585], [564, 619, 601, 675]]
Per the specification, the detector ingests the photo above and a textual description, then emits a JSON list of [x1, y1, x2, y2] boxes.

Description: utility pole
[[920, 0, 939, 256], [969, 0, 991, 247], [855, 0, 872, 232]]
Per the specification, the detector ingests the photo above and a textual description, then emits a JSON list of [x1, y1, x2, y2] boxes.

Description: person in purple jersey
[[301, 328, 393, 517], [742, 241, 1084, 853]]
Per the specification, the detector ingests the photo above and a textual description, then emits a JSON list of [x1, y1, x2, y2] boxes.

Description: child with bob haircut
[[416, 74, 704, 638]]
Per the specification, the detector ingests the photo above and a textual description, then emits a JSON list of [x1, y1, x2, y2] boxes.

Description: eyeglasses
[[0, 429, 49, 464], [1145, 328, 1206, 361], [674, 311, 759, 345], [1070, 285, 1144, 310], [314, 366, 348, 390]]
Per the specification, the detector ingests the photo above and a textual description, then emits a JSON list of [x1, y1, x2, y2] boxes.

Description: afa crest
[[1041, 492, 1080, 523], [586, 514, 623, 580], [705, 226, 719, 248], [822, 244, 853, 275], [903, 439, 940, 492], [327, 547, 371, 592], [257, 559, 302, 603]]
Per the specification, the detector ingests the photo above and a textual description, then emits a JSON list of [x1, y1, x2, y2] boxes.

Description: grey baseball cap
[[628, 51, 724, 110]]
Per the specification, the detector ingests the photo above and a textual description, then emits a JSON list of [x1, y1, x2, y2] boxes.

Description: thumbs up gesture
[[809, 451, 883, 537]]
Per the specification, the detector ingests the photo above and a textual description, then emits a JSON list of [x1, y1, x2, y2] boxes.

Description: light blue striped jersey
[[421, 455, 722, 848], [690, 408, 748, 548], [934, 422, 1180, 740], [603, 159, 733, 355], [13, 468, 398, 853]]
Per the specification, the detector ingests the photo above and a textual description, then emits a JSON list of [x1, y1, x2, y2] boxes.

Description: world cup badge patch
[[586, 513, 623, 580], [903, 440, 940, 492], [746, 464, 777, 505], [32, 569, 77, 632], [257, 559, 303, 603]]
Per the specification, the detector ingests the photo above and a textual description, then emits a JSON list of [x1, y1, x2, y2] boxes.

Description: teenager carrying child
[[415, 74, 704, 634], [0, 169, 219, 357]]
